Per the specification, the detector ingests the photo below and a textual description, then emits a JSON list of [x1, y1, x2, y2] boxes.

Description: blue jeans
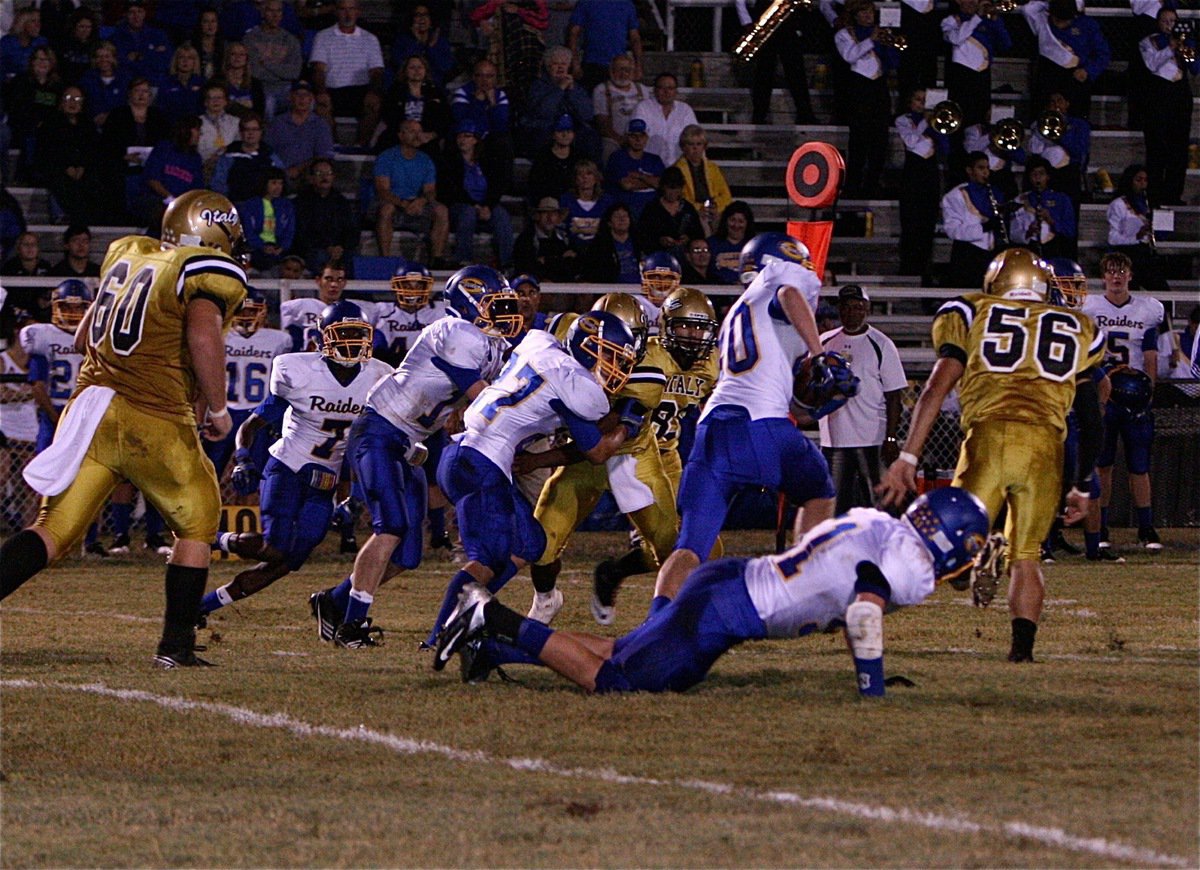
[[451, 202, 514, 267]]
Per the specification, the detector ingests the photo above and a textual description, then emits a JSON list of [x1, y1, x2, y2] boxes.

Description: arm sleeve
[[1071, 378, 1103, 487], [431, 355, 484, 393], [180, 255, 248, 321], [548, 397, 603, 452], [931, 299, 972, 365], [27, 354, 48, 384], [835, 29, 876, 63], [268, 355, 294, 401], [941, 189, 986, 243]]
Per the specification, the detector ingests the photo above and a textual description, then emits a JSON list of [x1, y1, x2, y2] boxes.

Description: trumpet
[[1174, 21, 1197, 64], [989, 118, 1025, 156], [734, 0, 809, 62], [991, 0, 1021, 11], [875, 27, 908, 50], [930, 100, 963, 135], [1034, 109, 1066, 142]]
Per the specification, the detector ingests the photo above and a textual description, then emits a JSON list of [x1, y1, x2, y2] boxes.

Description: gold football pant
[[953, 419, 1063, 562], [37, 394, 222, 557]]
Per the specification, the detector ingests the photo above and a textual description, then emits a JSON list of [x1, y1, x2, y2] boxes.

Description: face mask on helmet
[[319, 301, 374, 365], [446, 266, 523, 338], [51, 280, 93, 331], [640, 253, 681, 305], [904, 487, 990, 585], [568, 311, 639, 394], [1045, 258, 1087, 309], [161, 190, 249, 265], [595, 292, 649, 362], [983, 248, 1052, 303], [660, 287, 717, 365], [391, 262, 434, 311], [233, 295, 267, 337]]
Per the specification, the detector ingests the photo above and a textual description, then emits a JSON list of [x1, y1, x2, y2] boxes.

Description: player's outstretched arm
[[186, 298, 232, 441], [877, 357, 963, 507], [844, 590, 887, 697]]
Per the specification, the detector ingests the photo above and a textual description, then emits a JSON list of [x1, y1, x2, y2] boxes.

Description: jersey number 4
[[979, 305, 1081, 382], [90, 260, 157, 357]]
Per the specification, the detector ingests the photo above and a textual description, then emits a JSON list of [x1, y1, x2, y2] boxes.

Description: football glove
[[231, 448, 261, 495], [800, 352, 860, 420]]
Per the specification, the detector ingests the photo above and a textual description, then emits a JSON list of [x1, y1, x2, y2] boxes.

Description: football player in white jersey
[[203, 290, 291, 478], [309, 265, 512, 649], [1080, 251, 1167, 550], [429, 310, 643, 672], [370, 260, 445, 366], [199, 301, 392, 623], [435, 488, 989, 693], [653, 233, 844, 607], [280, 259, 348, 351], [636, 251, 680, 335]]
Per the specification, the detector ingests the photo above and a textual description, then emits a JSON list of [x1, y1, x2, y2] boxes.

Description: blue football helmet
[[738, 232, 813, 286], [232, 289, 267, 337], [904, 486, 991, 586], [319, 300, 374, 365], [639, 251, 681, 305], [445, 265, 523, 338], [391, 259, 434, 311], [1045, 258, 1087, 309], [51, 279, 93, 331], [1107, 365, 1153, 416], [566, 310, 640, 394]]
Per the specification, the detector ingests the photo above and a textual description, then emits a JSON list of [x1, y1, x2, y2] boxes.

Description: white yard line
[[1, 606, 158, 624], [1, 679, 1190, 868]]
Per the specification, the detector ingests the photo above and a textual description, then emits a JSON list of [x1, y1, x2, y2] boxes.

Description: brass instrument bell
[[930, 100, 963, 135], [989, 118, 1025, 155], [1034, 109, 1066, 142]]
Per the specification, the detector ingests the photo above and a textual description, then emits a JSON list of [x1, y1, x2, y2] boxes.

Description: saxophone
[[734, 0, 810, 62]]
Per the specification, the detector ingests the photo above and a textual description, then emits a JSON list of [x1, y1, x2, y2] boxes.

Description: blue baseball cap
[[553, 113, 575, 132]]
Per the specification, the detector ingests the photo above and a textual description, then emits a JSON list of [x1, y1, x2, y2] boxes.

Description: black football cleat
[[1138, 527, 1163, 551], [153, 637, 213, 669], [108, 533, 131, 555], [460, 637, 495, 684], [333, 617, 383, 649], [1086, 549, 1126, 563], [433, 582, 491, 671], [591, 559, 622, 626], [339, 534, 358, 555], [309, 589, 342, 642]]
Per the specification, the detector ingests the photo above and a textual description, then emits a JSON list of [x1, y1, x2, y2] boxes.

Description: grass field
[[2, 527, 1197, 868]]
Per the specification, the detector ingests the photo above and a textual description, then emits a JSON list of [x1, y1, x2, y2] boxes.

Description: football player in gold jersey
[[0, 190, 249, 668], [878, 248, 1105, 662], [517, 292, 673, 624], [592, 286, 721, 624]]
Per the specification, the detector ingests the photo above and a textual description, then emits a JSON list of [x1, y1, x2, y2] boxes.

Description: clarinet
[[1147, 204, 1157, 252], [986, 184, 1009, 248]]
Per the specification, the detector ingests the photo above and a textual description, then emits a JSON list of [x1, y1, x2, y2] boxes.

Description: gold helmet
[[660, 286, 718, 366], [161, 189, 248, 263], [983, 247, 1053, 303], [595, 292, 649, 361], [548, 311, 579, 343]]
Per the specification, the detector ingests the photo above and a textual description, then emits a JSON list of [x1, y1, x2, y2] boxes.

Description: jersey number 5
[[90, 260, 157, 356], [979, 305, 1080, 382]]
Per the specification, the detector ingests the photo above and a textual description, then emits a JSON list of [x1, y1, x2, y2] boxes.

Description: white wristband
[[209, 407, 231, 419], [1067, 487, 1090, 500], [897, 451, 919, 467]]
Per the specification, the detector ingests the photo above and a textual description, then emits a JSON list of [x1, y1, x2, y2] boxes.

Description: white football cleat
[[527, 588, 563, 625]]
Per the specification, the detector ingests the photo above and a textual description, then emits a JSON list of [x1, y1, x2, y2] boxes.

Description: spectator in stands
[[1019, 0, 1109, 120], [942, 151, 1005, 289], [467, 0, 548, 118], [77, 41, 129, 128], [380, 53, 450, 157], [593, 53, 648, 163], [0, 187, 26, 262], [835, 0, 900, 199], [1138, 7, 1198, 207], [1107, 163, 1171, 296], [680, 239, 717, 285], [244, 0, 303, 120], [292, 156, 359, 275], [0, 231, 51, 280], [521, 45, 598, 160], [238, 166, 295, 274], [221, 42, 265, 120], [708, 200, 755, 284], [814, 284, 907, 513], [6, 46, 62, 184], [38, 85, 104, 225], [559, 158, 614, 254], [579, 201, 640, 284], [896, 88, 945, 286], [154, 1, 205, 47], [514, 196, 577, 281], [603, 116, 663, 221], [219, 0, 303, 42], [941, 0, 1012, 131], [189, 8, 225, 81], [635, 164, 702, 259], [48, 224, 100, 278], [139, 115, 203, 229], [963, 108, 1023, 200], [53, 9, 100, 86], [102, 76, 171, 221], [1, 7, 48, 85], [309, 0, 384, 119], [110, 0, 171, 85], [441, 119, 515, 269], [266, 80, 336, 184], [736, 0, 817, 125], [198, 81, 241, 181], [674, 124, 732, 239], [278, 254, 306, 280], [529, 113, 583, 208], [156, 44, 204, 124], [512, 273, 547, 332], [211, 111, 286, 204], [391, 4, 455, 89], [451, 59, 512, 166], [1176, 305, 1200, 378], [1011, 156, 1076, 259], [1026, 90, 1088, 211], [632, 73, 697, 167], [373, 117, 450, 262], [566, 0, 643, 93]]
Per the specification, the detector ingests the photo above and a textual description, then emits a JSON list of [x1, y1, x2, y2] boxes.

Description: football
[[792, 356, 819, 408]]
